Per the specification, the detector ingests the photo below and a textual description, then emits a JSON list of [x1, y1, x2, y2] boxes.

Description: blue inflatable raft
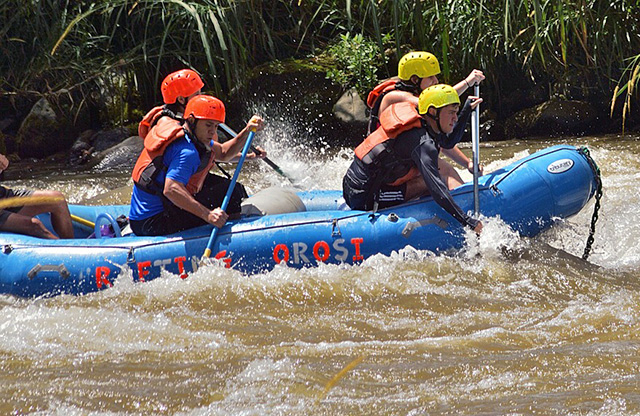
[[0, 145, 599, 297]]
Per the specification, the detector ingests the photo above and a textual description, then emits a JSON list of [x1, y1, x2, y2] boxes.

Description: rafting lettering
[[273, 237, 365, 265], [95, 266, 112, 288], [132, 251, 231, 283]]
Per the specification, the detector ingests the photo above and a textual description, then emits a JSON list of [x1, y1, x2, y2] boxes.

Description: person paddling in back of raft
[[0, 153, 74, 239], [129, 95, 264, 236], [366, 51, 485, 189], [343, 84, 483, 234], [138, 69, 265, 205]]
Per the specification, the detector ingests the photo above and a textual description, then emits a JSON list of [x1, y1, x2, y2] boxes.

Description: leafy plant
[[325, 33, 389, 97]]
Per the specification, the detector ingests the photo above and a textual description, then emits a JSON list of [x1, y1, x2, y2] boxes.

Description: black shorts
[[342, 176, 406, 211], [130, 175, 248, 236], [377, 183, 407, 208], [0, 186, 34, 226]]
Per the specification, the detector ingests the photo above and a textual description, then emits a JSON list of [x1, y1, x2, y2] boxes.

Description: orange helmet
[[161, 69, 204, 104], [184, 95, 226, 123]]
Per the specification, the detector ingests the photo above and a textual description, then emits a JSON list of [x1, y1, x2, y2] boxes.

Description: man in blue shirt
[[129, 95, 263, 236]]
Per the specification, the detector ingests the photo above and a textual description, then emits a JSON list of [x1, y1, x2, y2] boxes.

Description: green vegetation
[[325, 33, 390, 97], [1, 0, 639, 127], [611, 54, 640, 132]]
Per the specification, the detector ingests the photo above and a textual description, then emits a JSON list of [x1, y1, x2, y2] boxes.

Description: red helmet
[[161, 69, 204, 104], [184, 95, 226, 123]]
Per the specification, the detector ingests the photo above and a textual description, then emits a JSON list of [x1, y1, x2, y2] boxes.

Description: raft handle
[[27, 264, 71, 280]]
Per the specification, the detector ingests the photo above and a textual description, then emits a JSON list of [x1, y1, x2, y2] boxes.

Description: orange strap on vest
[[186, 152, 215, 194], [138, 106, 165, 139], [366, 80, 398, 109]]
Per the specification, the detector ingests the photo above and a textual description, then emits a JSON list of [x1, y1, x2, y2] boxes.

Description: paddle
[[70, 214, 95, 228], [218, 122, 300, 187], [471, 83, 481, 217], [202, 127, 256, 260], [0, 195, 64, 210]]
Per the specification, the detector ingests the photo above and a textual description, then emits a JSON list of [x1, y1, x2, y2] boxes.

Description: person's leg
[[342, 175, 371, 210], [17, 190, 74, 238], [0, 211, 58, 239], [131, 201, 210, 236], [437, 158, 464, 189], [403, 177, 429, 202]]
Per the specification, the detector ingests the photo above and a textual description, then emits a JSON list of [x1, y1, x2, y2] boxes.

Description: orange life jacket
[[132, 113, 214, 195], [355, 101, 423, 186]]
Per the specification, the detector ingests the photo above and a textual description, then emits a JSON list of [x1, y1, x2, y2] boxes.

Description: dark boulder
[[226, 59, 366, 148], [87, 136, 143, 172], [504, 99, 598, 139], [90, 127, 131, 153], [15, 98, 64, 158]]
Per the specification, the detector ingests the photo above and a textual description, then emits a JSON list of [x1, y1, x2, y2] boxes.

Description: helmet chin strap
[[402, 75, 423, 95], [412, 77, 423, 94], [186, 118, 197, 132], [186, 119, 214, 151], [425, 108, 445, 133]]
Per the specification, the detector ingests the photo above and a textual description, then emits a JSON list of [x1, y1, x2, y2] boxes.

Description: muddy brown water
[[1, 133, 639, 415]]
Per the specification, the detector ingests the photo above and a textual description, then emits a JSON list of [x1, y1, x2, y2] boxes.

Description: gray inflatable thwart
[[241, 187, 306, 216]]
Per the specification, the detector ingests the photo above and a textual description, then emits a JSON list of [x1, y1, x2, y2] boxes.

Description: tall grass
[[1, 0, 638, 126], [611, 54, 640, 133]]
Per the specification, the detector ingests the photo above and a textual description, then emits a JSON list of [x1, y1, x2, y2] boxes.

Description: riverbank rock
[[13, 91, 94, 159], [87, 136, 143, 172], [504, 99, 598, 139], [333, 87, 368, 124], [68, 128, 132, 167], [91, 128, 131, 152], [15, 98, 64, 158], [226, 58, 367, 147]]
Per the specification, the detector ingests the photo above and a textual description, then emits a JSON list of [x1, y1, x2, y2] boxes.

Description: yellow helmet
[[398, 51, 441, 81], [418, 84, 460, 115]]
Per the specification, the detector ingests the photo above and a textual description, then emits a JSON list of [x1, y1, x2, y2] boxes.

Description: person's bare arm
[[453, 69, 485, 95], [215, 116, 264, 162], [379, 91, 418, 115], [164, 178, 228, 228]]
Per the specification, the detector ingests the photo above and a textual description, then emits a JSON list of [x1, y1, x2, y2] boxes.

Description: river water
[[1, 129, 639, 415]]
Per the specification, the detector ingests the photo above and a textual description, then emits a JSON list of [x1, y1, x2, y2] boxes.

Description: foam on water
[[541, 145, 640, 269]]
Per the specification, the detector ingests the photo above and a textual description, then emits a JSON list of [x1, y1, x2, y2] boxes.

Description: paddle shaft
[[218, 122, 297, 186], [70, 214, 95, 228], [0, 195, 64, 210], [471, 84, 481, 217], [202, 128, 256, 259]]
